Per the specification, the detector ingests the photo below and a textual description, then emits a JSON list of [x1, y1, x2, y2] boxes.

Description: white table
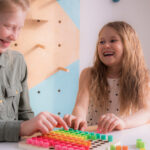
[[110, 124, 150, 149], [0, 124, 150, 150]]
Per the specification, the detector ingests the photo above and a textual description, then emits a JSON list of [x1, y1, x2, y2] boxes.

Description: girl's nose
[[9, 32, 18, 41], [104, 42, 110, 48]]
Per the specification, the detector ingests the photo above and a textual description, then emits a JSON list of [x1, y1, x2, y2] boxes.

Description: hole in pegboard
[[58, 43, 61, 47], [37, 90, 41, 94], [58, 20, 62, 24], [116, 108, 119, 112], [58, 89, 61, 93], [57, 112, 61, 115], [14, 43, 18, 47]]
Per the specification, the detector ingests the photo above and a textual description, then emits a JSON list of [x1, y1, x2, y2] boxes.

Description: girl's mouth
[[0, 39, 10, 47], [103, 51, 115, 57]]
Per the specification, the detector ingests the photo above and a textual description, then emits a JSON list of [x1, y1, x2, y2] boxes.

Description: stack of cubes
[[136, 139, 145, 150]]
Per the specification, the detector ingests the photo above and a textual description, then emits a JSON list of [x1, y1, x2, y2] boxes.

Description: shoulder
[[80, 67, 92, 78], [8, 49, 24, 59], [79, 67, 92, 86], [8, 50, 26, 64]]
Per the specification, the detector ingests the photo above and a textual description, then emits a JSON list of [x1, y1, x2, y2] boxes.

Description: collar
[[0, 50, 9, 67]]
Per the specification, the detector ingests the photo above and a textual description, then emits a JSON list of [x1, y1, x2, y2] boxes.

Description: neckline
[[107, 77, 119, 81]]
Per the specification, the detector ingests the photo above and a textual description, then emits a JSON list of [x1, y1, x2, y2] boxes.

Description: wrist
[[122, 118, 128, 129], [20, 120, 33, 136], [20, 121, 26, 136]]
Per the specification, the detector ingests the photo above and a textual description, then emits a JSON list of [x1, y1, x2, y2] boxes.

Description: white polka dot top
[[87, 78, 120, 126]]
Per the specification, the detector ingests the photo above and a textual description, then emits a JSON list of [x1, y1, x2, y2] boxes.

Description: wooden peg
[[35, 44, 45, 49], [58, 67, 69, 72]]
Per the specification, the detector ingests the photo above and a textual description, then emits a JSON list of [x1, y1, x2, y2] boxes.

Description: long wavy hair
[[0, 0, 30, 12], [89, 21, 149, 116]]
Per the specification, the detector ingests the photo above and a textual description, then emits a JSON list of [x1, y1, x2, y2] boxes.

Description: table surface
[[0, 124, 150, 150]]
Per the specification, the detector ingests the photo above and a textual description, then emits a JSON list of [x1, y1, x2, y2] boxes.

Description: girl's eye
[[4, 24, 12, 29], [110, 39, 117, 43], [99, 41, 105, 44]]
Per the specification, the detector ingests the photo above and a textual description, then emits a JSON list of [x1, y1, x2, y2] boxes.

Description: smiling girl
[[64, 21, 150, 133], [0, 0, 68, 142]]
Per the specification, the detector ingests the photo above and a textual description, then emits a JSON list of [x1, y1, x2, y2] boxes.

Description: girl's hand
[[20, 112, 68, 136], [63, 114, 87, 131], [98, 113, 125, 133]]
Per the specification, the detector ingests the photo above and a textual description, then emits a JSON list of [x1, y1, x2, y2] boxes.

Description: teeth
[[104, 52, 113, 55], [103, 52, 114, 56]]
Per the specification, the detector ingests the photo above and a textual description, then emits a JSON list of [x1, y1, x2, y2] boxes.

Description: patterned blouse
[[87, 78, 120, 126]]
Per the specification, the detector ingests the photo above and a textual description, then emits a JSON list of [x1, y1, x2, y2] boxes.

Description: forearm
[[71, 68, 90, 121], [0, 120, 23, 142], [123, 109, 150, 129], [72, 105, 87, 121]]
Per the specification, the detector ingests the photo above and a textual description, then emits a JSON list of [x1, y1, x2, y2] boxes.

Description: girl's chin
[[102, 62, 115, 66], [0, 48, 7, 54]]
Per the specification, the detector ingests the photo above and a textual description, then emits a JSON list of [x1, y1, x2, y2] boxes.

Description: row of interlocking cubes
[[110, 145, 128, 150], [26, 128, 114, 150]]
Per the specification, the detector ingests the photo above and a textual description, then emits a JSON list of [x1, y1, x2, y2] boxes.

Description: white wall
[[80, 0, 150, 72]]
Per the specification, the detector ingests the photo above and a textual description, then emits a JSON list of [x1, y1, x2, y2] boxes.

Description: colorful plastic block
[[25, 128, 116, 150]]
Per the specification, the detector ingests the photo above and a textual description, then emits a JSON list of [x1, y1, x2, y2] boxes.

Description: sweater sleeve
[[0, 120, 22, 141]]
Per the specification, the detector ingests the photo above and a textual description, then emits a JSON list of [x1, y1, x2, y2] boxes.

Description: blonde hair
[[0, 0, 30, 12], [90, 21, 149, 116], [0, 0, 30, 64]]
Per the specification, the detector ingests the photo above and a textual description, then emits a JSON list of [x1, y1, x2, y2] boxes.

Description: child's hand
[[20, 112, 68, 136], [63, 114, 87, 131], [97, 113, 125, 133]]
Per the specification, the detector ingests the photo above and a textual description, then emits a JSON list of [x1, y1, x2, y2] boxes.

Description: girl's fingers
[[103, 118, 115, 133], [63, 114, 86, 130], [38, 120, 50, 134], [68, 115, 75, 127], [52, 114, 69, 130], [98, 114, 118, 133], [108, 119, 119, 132], [43, 117, 56, 131], [99, 116, 110, 132], [79, 121, 87, 131], [63, 114, 75, 128], [46, 114, 58, 127], [74, 118, 84, 130], [63, 114, 69, 124], [74, 119, 79, 130], [98, 115, 106, 129]]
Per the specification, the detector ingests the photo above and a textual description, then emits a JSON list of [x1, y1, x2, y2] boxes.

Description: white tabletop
[[0, 124, 150, 150]]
